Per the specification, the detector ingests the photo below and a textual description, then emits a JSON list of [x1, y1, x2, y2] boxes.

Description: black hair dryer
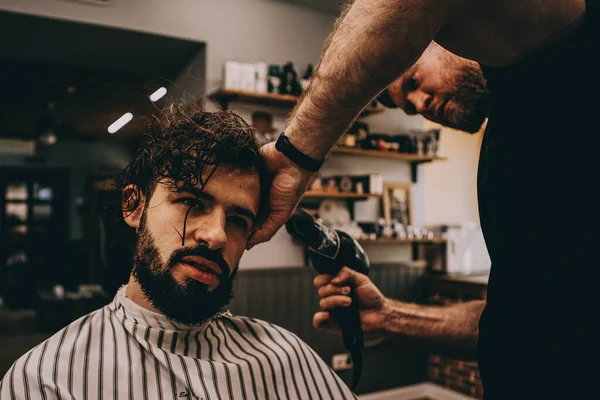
[[286, 208, 370, 391]]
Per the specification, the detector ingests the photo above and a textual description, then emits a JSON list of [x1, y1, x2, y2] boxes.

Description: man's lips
[[181, 256, 223, 276]]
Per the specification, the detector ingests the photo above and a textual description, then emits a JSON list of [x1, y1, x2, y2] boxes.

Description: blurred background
[[0, 1, 489, 399]]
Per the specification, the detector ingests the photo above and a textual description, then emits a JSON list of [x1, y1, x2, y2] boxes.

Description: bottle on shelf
[[255, 62, 268, 93], [267, 64, 281, 94], [279, 62, 302, 96], [299, 63, 314, 92], [376, 217, 386, 238], [392, 219, 407, 239]]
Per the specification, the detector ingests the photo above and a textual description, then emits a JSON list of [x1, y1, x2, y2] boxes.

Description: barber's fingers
[[246, 143, 314, 249], [320, 295, 352, 311], [247, 206, 294, 247], [313, 274, 335, 287], [318, 284, 351, 298], [313, 311, 341, 334], [331, 266, 370, 288], [314, 267, 369, 289]]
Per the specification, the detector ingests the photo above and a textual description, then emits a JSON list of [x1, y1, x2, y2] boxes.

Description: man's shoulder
[[40, 306, 106, 347], [220, 315, 300, 340], [217, 315, 358, 399], [218, 314, 316, 350]]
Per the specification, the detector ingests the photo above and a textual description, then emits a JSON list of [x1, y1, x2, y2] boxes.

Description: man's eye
[[178, 198, 204, 209], [230, 216, 249, 231], [407, 77, 418, 90]]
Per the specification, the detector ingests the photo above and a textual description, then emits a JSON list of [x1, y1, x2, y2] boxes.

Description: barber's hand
[[247, 141, 314, 249], [313, 267, 388, 335]]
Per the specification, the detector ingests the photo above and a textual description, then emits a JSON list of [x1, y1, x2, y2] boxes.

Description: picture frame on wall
[[382, 183, 412, 227]]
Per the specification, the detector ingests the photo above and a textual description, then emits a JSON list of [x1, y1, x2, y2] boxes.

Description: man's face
[[388, 44, 490, 133], [130, 166, 260, 325]]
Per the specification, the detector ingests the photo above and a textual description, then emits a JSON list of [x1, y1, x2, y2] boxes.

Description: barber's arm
[[248, 0, 461, 247], [313, 267, 483, 361]]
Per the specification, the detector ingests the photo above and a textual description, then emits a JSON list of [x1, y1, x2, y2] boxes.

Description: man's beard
[[444, 64, 490, 134], [131, 213, 237, 326]]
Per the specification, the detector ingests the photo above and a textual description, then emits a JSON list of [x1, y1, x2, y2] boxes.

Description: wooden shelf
[[302, 191, 379, 200], [209, 88, 298, 108], [358, 238, 446, 244], [331, 147, 447, 183], [332, 147, 447, 162], [208, 88, 384, 118]]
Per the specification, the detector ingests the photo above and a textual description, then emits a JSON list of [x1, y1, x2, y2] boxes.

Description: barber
[[247, 0, 598, 398]]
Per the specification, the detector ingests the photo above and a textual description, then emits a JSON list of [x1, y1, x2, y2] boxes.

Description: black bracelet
[[275, 133, 324, 172]]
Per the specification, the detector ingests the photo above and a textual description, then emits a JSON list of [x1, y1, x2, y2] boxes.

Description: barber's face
[[388, 45, 490, 133], [129, 166, 260, 325]]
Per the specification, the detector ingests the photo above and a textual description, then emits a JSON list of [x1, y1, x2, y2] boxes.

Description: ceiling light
[[149, 87, 167, 102], [108, 112, 133, 134], [39, 128, 57, 146]]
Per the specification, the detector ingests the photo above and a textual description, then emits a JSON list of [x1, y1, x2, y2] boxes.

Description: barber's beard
[[445, 64, 490, 134], [131, 213, 237, 326]]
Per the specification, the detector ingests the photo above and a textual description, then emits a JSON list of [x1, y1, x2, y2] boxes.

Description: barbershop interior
[[0, 1, 492, 399]]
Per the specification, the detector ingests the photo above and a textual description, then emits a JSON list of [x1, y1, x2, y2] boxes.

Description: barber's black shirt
[[477, 1, 599, 398]]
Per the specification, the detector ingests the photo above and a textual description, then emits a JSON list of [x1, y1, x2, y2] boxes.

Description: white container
[[224, 61, 241, 90], [255, 62, 269, 93], [425, 222, 491, 276], [241, 63, 257, 92], [255, 62, 268, 78], [445, 222, 491, 275]]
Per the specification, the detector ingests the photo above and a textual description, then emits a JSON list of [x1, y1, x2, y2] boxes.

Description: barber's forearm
[[380, 299, 485, 360], [286, 0, 448, 159]]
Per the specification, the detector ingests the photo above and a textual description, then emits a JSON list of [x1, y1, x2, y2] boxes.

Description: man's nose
[[192, 210, 227, 251], [406, 91, 432, 114]]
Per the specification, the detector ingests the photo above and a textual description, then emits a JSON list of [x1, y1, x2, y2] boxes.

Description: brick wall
[[428, 354, 483, 399]]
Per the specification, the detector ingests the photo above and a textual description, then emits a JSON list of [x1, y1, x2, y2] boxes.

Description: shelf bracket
[[217, 98, 231, 110], [411, 243, 420, 261], [213, 94, 236, 110], [410, 162, 419, 183]]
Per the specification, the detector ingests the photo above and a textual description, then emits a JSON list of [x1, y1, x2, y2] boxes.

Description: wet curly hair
[[113, 103, 270, 222]]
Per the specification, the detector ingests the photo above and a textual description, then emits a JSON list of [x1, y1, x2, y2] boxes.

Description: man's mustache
[[167, 245, 231, 277]]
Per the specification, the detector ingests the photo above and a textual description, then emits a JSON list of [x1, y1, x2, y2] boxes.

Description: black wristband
[[275, 133, 324, 172]]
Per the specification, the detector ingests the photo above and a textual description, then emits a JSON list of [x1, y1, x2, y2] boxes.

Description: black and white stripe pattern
[[1, 285, 357, 399]]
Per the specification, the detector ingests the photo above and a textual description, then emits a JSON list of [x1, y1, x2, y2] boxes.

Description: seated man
[[0, 105, 356, 400]]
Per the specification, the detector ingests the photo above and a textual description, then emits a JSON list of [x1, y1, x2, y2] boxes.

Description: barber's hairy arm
[[314, 268, 484, 360], [248, 0, 461, 247]]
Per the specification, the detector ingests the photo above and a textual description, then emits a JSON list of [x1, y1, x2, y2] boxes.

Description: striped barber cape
[[0, 285, 357, 400]]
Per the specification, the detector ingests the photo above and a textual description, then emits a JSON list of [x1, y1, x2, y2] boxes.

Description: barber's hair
[[114, 102, 270, 215]]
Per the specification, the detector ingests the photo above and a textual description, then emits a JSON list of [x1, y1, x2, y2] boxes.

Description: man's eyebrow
[[182, 186, 214, 201], [231, 206, 257, 222], [181, 186, 257, 221], [401, 70, 416, 94]]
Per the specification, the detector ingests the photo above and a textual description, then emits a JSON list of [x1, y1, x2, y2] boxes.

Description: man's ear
[[122, 184, 146, 229]]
